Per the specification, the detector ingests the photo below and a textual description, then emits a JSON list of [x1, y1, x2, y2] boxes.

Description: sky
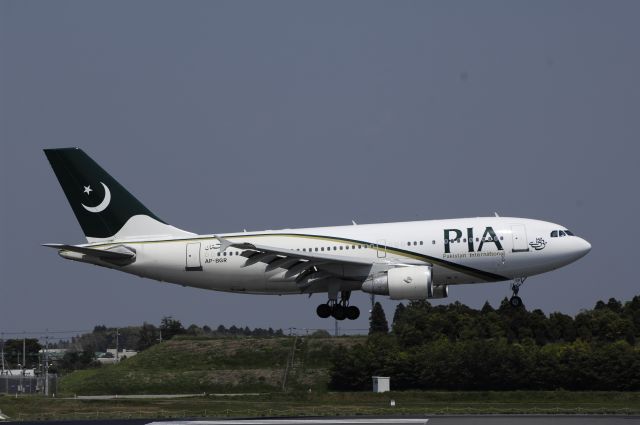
[[1, 1, 639, 341]]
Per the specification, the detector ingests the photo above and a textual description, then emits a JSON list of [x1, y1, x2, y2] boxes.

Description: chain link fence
[[0, 374, 57, 395]]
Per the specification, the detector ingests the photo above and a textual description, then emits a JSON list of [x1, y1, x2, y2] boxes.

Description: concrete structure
[[372, 376, 390, 393], [97, 348, 138, 364], [0, 369, 35, 377]]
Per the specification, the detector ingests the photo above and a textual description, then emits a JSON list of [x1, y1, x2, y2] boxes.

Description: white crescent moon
[[82, 182, 111, 213]]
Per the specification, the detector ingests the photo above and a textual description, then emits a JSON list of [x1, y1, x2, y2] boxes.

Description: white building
[[97, 348, 138, 364], [372, 376, 390, 393]]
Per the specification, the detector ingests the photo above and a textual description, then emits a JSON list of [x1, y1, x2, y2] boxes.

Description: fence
[[0, 374, 57, 395]]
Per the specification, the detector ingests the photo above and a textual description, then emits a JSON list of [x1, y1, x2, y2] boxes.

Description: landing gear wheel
[[332, 305, 347, 321], [316, 304, 332, 318], [510, 296, 523, 308], [509, 277, 526, 308], [346, 306, 360, 320]]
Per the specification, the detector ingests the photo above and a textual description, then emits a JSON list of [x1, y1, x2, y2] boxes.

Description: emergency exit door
[[185, 242, 203, 271], [511, 225, 530, 253]]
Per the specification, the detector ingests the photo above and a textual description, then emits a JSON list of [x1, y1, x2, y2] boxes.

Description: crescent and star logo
[[81, 182, 111, 213]]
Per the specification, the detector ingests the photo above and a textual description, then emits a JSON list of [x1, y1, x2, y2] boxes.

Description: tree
[[392, 303, 406, 330], [369, 302, 389, 334], [3, 339, 41, 368], [160, 316, 185, 340], [137, 322, 158, 351]]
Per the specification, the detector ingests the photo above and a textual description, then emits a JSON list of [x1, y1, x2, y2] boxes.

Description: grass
[[59, 336, 365, 395], [1, 391, 639, 421], [4, 336, 636, 420]]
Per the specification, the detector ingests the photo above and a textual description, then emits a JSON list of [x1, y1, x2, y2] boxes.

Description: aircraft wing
[[213, 235, 421, 291], [215, 236, 375, 266]]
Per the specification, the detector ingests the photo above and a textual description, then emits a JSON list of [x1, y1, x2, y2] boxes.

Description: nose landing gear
[[316, 291, 360, 320], [509, 277, 526, 307]]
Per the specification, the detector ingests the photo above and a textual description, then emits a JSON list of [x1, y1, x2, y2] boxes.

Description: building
[[372, 376, 390, 393], [97, 348, 138, 364]]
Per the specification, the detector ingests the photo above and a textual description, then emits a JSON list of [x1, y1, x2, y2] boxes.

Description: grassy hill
[[60, 335, 365, 395]]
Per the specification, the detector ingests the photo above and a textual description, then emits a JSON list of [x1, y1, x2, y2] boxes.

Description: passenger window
[[432, 240, 435, 244], [551, 231, 558, 237], [420, 241, 423, 245], [339, 246, 343, 250]]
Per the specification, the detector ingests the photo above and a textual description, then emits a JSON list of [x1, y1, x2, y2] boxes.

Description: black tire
[[510, 296, 523, 308], [346, 306, 360, 320], [316, 304, 332, 318], [332, 305, 347, 320]]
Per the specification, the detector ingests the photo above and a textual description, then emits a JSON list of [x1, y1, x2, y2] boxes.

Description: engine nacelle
[[430, 283, 448, 299], [361, 266, 447, 300]]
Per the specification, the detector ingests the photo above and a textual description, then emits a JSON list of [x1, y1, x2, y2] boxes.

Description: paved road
[[5, 416, 640, 425]]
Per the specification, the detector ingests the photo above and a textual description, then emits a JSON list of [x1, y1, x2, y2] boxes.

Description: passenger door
[[511, 225, 530, 253], [185, 242, 203, 271]]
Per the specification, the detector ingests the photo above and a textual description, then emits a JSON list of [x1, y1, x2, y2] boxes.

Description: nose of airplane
[[573, 237, 592, 259]]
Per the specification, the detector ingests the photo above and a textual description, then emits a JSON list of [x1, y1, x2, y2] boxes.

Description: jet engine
[[361, 266, 448, 300]]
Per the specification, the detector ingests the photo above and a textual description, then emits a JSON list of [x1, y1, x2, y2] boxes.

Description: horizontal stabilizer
[[42, 243, 135, 260]]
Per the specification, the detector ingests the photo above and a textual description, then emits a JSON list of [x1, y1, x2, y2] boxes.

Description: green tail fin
[[44, 148, 188, 242]]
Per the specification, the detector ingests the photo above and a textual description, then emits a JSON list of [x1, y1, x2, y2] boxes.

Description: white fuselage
[[79, 217, 591, 295]]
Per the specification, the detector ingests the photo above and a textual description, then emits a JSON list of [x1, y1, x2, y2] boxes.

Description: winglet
[[214, 235, 234, 253], [213, 235, 257, 253]]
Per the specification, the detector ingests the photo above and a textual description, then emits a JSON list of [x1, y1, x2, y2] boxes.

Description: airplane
[[43, 148, 591, 320]]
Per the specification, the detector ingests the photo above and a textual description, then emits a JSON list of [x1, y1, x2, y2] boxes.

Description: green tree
[[160, 316, 185, 340], [392, 303, 406, 330], [369, 302, 389, 334], [3, 339, 41, 368], [137, 322, 158, 351]]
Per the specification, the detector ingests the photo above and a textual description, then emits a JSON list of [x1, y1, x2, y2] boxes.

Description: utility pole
[[44, 329, 49, 396], [334, 319, 338, 337], [115, 328, 120, 363], [1, 332, 5, 374], [22, 336, 26, 370]]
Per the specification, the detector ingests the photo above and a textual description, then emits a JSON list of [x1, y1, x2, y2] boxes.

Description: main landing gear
[[509, 277, 526, 307], [316, 291, 360, 320]]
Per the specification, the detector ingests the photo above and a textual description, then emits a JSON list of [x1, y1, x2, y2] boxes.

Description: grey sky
[[1, 1, 639, 338]]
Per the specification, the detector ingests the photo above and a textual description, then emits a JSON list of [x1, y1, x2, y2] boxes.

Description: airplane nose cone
[[574, 237, 592, 259]]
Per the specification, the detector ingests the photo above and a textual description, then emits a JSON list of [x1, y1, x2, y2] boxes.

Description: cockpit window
[[565, 230, 574, 236], [551, 230, 558, 238], [559, 230, 567, 237]]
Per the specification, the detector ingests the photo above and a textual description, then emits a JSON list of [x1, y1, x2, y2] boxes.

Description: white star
[[83, 185, 93, 195]]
